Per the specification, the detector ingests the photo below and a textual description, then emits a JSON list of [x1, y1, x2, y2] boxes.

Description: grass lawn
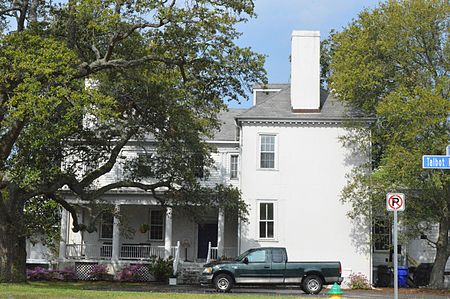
[[0, 282, 309, 299]]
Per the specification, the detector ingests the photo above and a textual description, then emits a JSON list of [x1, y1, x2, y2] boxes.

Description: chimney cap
[[292, 30, 320, 37]]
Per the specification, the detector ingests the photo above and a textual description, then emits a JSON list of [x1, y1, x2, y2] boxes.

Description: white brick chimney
[[290, 30, 320, 112]]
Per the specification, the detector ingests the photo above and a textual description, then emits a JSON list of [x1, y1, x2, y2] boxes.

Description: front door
[[197, 223, 218, 259]]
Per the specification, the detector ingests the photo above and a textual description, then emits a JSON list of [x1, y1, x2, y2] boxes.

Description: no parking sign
[[386, 193, 405, 211], [386, 192, 405, 299]]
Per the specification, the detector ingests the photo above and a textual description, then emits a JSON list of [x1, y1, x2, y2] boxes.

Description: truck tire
[[302, 274, 323, 294], [213, 273, 234, 292]]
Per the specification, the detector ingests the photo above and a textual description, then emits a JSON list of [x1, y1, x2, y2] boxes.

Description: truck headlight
[[203, 267, 212, 274]]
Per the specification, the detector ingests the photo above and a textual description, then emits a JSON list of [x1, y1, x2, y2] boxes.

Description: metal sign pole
[[393, 209, 398, 299]]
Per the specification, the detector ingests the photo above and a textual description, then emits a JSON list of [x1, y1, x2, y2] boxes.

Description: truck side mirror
[[243, 257, 249, 264]]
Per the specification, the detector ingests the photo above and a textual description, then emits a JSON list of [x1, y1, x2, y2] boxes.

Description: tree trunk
[[0, 195, 27, 282], [428, 219, 449, 288]]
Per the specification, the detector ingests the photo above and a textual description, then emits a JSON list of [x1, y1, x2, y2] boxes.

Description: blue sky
[[230, 0, 380, 108]]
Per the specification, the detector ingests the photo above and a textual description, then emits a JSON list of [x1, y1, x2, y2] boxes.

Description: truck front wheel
[[213, 273, 234, 292], [302, 274, 323, 294]]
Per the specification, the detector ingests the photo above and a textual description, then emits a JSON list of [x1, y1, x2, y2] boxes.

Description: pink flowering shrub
[[117, 264, 145, 282], [89, 264, 113, 280], [348, 272, 371, 289], [27, 267, 76, 281]]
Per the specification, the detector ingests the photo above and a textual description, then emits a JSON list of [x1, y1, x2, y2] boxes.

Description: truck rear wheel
[[302, 274, 323, 294], [213, 273, 234, 292]]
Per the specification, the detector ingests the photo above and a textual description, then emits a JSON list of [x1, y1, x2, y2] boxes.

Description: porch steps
[[177, 262, 205, 285]]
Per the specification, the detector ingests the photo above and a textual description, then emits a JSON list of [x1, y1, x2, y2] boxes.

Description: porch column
[[217, 208, 225, 257], [164, 207, 173, 259], [58, 208, 69, 260], [111, 204, 120, 265]]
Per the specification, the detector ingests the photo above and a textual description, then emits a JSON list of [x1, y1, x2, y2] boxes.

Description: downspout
[[236, 117, 243, 254]]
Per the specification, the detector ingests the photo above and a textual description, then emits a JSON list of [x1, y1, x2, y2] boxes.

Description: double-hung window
[[149, 210, 164, 241], [259, 202, 275, 239], [230, 155, 239, 179], [100, 213, 113, 240], [259, 134, 276, 169]]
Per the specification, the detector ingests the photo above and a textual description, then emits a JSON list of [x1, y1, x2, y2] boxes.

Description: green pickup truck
[[200, 247, 343, 294]]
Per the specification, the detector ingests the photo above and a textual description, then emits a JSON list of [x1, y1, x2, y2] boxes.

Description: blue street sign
[[422, 155, 450, 169]]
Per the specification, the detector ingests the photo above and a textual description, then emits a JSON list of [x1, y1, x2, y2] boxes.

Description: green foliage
[[329, 0, 449, 114], [169, 184, 248, 222], [329, 0, 449, 287], [331, 0, 449, 218], [1, 0, 264, 282], [149, 257, 174, 282], [24, 197, 61, 253]]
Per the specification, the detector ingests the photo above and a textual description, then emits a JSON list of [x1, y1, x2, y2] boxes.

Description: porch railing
[[66, 243, 179, 260], [206, 242, 237, 263], [66, 243, 112, 260]]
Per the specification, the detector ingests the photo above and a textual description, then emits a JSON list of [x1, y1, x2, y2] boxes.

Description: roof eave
[[235, 116, 375, 125]]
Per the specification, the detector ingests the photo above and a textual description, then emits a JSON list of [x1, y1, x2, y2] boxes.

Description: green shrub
[[149, 257, 173, 282]]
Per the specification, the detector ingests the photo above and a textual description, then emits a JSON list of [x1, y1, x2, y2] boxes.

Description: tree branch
[[0, 120, 25, 166], [76, 55, 177, 78], [79, 129, 136, 187], [47, 193, 82, 232], [16, 0, 29, 32], [90, 180, 170, 199], [415, 224, 438, 248], [0, 7, 21, 15], [29, 0, 38, 23], [103, 17, 171, 63], [90, 43, 101, 60]]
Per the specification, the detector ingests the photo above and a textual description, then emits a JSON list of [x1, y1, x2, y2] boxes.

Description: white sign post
[[387, 193, 405, 299]]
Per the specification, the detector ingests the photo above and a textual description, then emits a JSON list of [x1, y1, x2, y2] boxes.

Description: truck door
[[270, 248, 286, 283], [235, 248, 271, 283]]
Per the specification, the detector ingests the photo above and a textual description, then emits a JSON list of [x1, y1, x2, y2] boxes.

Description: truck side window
[[272, 249, 284, 263], [247, 249, 269, 263]]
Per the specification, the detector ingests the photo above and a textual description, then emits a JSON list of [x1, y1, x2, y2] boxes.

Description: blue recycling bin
[[398, 266, 408, 287]]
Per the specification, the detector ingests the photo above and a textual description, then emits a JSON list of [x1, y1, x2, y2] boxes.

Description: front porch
[[57, 197, 238, 279]]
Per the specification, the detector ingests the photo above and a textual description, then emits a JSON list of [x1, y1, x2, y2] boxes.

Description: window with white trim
[[149, 210, 164, 241], [259, 134, 276, 169], [259, 202, 275, 239], [230, 155, 238, 179], [100, 213, 113, 239]]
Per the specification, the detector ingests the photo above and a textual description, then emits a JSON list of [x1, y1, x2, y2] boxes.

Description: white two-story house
[[27, 30, 373, 283], [27, 30, 449, 286]]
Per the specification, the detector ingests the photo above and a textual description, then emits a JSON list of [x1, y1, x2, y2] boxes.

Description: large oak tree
[[0, 0, 265, 282]]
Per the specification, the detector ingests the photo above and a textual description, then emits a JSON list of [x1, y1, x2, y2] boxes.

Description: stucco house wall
[[239, 123, 371, 283]]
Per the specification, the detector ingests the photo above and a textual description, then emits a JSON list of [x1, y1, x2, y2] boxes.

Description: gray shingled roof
[[237, 84, 365, 120], [211, 108, 246, 141], [211, 85, 370, 141]]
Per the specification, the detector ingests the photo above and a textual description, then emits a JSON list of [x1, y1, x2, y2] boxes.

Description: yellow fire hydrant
[[327, 282, 343, 299]]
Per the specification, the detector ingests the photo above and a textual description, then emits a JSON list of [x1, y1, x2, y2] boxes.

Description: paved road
[[100, 284, 450, 299]]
